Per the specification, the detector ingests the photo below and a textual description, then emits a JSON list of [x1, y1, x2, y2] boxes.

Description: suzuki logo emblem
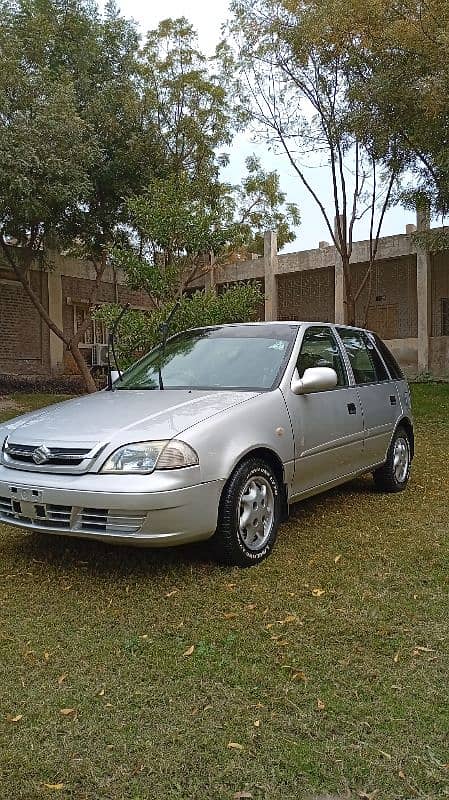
[[32, 445, 52, 465]]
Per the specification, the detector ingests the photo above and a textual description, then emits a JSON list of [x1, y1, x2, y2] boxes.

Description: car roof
[[179, 321, 374, 334]]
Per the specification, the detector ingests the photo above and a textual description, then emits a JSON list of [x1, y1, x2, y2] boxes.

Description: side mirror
[[110, 369, 120, 384], [291, 366, 338, 395]]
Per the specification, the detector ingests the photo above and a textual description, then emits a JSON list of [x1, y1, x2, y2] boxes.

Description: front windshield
[[115, 325, 298, 391]]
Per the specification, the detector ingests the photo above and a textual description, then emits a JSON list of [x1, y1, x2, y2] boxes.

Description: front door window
[[297, 326, 347, 387]]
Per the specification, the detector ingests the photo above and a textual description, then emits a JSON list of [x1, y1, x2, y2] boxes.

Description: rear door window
[[337, 328, 389, 384]]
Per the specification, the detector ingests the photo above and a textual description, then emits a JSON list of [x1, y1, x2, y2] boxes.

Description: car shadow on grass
[[3, 474, 382, 580], [7, 525, 220, 581]]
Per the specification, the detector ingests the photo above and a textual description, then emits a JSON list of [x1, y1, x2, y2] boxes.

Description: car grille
[[5, 444, 91, 466], [2, 442, 101, 474], [0, 496, 146, 535]]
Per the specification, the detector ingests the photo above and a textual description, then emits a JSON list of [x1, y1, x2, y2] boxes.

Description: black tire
[[211, 458, 282, 567], [373, 425, 411, 493]]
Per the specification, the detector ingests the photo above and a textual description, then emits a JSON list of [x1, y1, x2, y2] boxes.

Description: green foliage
[[142, 17, 232, 185], [230, 155, 300, 254], [0, 3, 298, 260], [0, 0, 146, 256], [96, 283, 264, 365]]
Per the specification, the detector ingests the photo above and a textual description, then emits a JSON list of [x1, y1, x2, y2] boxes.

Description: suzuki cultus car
[[0, 322, 413, 566]]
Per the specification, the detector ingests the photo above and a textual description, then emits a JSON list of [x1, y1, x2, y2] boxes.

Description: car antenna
[[158, 300, 181, 390], [107, 303, 130, 390]]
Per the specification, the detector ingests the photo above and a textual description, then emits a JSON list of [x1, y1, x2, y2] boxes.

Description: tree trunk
[[346, 294, 356, 327], [0, 236, 99, 394], [68, 342, 97, 393]]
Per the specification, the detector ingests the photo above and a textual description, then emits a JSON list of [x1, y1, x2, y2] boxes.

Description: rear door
[[336, 328, 400, 467], [284, 325, 365, 495]]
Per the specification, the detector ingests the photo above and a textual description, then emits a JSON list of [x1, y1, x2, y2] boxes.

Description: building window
[[73, 305, 108, 366], [442, 298, 449, 336]]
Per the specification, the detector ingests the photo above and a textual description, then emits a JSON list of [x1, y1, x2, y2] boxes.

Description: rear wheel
[[373, 426, 411, 493], [211, 458, 281, 567]]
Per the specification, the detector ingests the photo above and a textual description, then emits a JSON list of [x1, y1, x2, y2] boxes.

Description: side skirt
[[287, 460, 386, 507]]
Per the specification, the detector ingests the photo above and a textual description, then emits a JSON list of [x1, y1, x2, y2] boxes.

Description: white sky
[[102, 0, 414, 251]]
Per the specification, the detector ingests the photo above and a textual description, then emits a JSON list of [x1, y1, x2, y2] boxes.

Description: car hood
[[1, 389, 260, 448]]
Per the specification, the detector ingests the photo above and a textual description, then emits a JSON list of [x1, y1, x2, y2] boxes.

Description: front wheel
[[211, 458, 281, 567], [373, 426, 411, 493]]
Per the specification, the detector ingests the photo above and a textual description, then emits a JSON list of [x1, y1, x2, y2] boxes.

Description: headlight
[[100, 440, 199, 474]]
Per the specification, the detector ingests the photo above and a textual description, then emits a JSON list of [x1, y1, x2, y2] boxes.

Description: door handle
[[347, 402, 357, 415], [390, 395, 397, 406]]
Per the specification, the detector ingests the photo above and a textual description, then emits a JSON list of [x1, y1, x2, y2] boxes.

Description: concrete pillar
[[264, 230, 278, 321], [334, 215, 345, 324], [416, 206, 431, 374], [47, 268, 64, 374]]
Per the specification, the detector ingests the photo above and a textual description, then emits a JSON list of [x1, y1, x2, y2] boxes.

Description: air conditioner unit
[[93, 344, 109, 367]]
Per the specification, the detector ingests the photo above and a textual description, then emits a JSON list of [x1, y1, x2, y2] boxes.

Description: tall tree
[[95, 155, 298, 362], [0, 0, 146, 391], [227, 0, 404, 324], [325, 0, 449, 220]]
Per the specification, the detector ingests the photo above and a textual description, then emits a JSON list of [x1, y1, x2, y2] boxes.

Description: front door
[[336, 328, 400, 467], [284, 326, 365, 496]]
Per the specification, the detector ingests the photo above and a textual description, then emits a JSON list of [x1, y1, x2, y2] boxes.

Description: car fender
[[182, 389, 295, 486]]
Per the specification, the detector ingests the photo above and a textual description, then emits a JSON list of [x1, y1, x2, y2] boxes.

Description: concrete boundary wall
[[1, 216, 449, 380]]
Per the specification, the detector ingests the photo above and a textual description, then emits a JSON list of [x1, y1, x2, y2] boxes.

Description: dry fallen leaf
[[57, 674, 66, 687], [165, 589, 178, 598], [317, 699, 326, 710], [277, 614, 297, 625], [253, 719, 260, 727], [311, 588, 326, 597], [223, 612, 237, 620], [398, 770, 406, 779], [43, 784, 64, 791], [234, 793, 252, 799], [59, 708, 76, 717], [393, 651, 400, 663], [334, 554, 342, 564], [182, 645, 195, 657], [245, 603, 257, 611], [6, 714, 22, 723], [291, 671, 306, 682], [43, 652, 50, 661], [228, 742, 244, 750]]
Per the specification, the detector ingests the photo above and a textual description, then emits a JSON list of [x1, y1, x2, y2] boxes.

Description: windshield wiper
[[157, 301, 181, 390]]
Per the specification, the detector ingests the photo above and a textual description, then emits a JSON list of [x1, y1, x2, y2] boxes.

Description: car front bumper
[[0, 465, 225, 547]]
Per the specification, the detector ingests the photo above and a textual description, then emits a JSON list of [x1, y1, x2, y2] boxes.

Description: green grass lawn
[[0, 386, 448, 800]]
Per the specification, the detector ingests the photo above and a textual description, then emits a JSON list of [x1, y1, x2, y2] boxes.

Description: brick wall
[[0, 271, 49, 375]]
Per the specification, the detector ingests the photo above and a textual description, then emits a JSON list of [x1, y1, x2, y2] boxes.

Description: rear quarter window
[[370, 334, 405, 380]]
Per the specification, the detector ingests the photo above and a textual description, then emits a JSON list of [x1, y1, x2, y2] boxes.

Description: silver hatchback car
[[0, 322, 413, 566]]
